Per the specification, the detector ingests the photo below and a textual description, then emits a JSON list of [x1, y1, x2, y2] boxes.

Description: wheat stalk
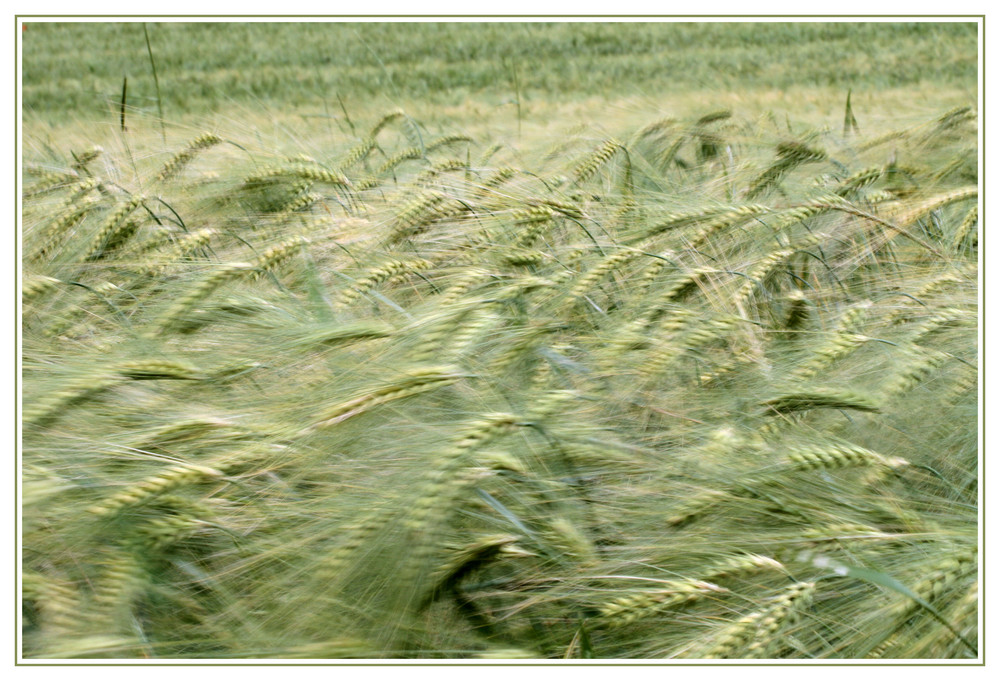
[[156, 133, 222, 182], [244, 163, 352, 187], [572, 138, 623, 184], [598, 580, 727, 628], [144, 262, 253, 337], [746, 141, 827, 200], [335, 257, 433, 308], [23, 372, 121, 428], [788, 302, 872, 381], [952, 206, 978, 252], [759, 388, 880, 415], [82, 194, 145, 261], [141, 227, 217, 276], [703, 581, 816, 659], [87, 462, 224, 517], [338, 137, 377, 171], [307, 365, 464, 430], [782, 441, 908, 472], [29, 191, 101, 262]]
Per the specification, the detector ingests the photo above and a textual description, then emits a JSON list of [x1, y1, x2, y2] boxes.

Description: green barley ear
[[597, 580, 727, 628], [434, 268, 492, 306], [800, 522, 890, 545], [310, 509, 397, 594], [70, 145, 103, 174], [572, 138, 623, 184], [141, 227, 217, 276], [733, 234, 821, 312], [24, 167, 81, 197], [885, 266, 976, 326], [885, 547, 978, 621], [275, 189, 321, 214], [285, 320, 395, 351], [835, 165, 883, 197], [425, 133, 473, 153], [338, 137, 377, 171], [143, 262, 253, 337], [87, 462, 223, 517], [643, 313, 741, 377], [691, 110, 730, 165], [630, 205, 719, 242], [155, 133, 222, 182], [23, 372, 121, 429], [251, 235, 310, 280], [701, 553, 785, 582], [411, 302, 500, 364], [244, 163, 352, 188], [307, 365, 464, 431], [498, 246, 546, 268], [476, 141, 505, 166], [759, 388, 880, 415], [375, 146, 425, 176], [88, 549, 148, 630], [879, 345, 950, 400], [760, 197, 838, 236], [917, 106, 976, 146], [22, 571, 83, 640], [509, 205, 556, 247], [350, 175, 380, 191], [703, 581, 816, 659], [473, 166, 519, 196], [83, 194, 145, 261], [695, 110, 732, 127], [700, 611, 766, 659], [687, 204, 769, 250], [416, 158, 468, 185], [138, 512, 211, 551], [29, 189, 101, 263], [782, 441, 909, 472], [528, 196, 585, 219], [567, 249, 639, 301], [889, 187, 978, 228], [744, 581, 816, 657], [335, 258, 433, 308], [417, 534, 522, 611], [22, 275, 62, 306], [745, 140, 827, 200], [393, 412, 522, 619], [942, 364, 978, 405], [788, 301, 872, 381], [386, 191, 467, 243], [952, 206, 978, 252], [628, 116, 677, 148], [666, 488, 733, 527], [368, 108, 405, 138], [543, 517, 598, 565]]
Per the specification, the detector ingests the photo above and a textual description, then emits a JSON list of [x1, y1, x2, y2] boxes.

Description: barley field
[[19, 20, 980, 660]]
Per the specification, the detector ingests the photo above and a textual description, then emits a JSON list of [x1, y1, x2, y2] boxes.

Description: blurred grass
[[22, 21, 978, 122]]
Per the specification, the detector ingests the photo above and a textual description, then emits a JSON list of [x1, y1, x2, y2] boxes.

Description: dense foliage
[[21, 21, 979, 661]]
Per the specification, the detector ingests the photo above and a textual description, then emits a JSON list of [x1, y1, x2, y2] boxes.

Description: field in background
[[23, 22, 976, 126], [20, 21, 980, 660]]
